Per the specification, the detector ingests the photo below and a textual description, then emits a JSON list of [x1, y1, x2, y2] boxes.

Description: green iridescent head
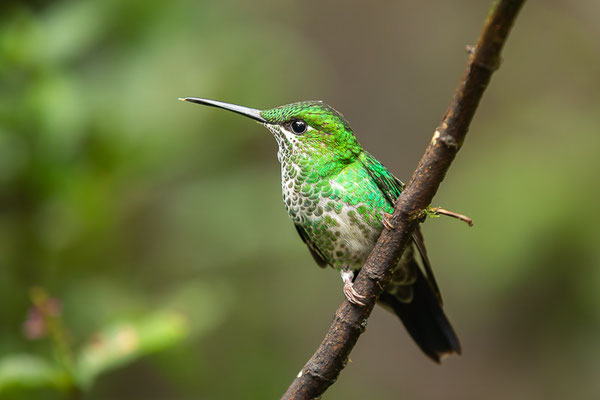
[[180, 97, 363, 169]]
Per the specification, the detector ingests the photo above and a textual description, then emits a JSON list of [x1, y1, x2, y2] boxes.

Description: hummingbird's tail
[[378, 265, 461, 363]]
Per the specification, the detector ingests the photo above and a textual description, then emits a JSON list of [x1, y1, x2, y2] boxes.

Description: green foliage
[[0, 310, 188, 395], [0, 281, 233, 398], [76, 312, 188, 389], [0, 354, 68, 392], [0, 286, 194, 397]]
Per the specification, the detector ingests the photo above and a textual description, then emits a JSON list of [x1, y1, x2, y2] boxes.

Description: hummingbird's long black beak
[[179, 97, 266, 123]]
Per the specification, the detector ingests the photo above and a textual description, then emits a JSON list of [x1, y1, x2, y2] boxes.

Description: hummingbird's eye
[[290, 120, 308, 135]]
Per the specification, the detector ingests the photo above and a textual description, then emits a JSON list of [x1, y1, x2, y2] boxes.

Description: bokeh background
[[1, 0, 599, 399]]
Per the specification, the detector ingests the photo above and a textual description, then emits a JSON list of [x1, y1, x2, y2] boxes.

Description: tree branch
[[281, 1, 526, 399]]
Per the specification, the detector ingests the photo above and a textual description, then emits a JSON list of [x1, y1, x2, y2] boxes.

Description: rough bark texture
[[281, 1, 526, 399]]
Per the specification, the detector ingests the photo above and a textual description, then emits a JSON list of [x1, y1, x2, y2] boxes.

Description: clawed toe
[[382, 212, 395, 230], [343, 283, 366, 306], [340, 267, 366, 306]]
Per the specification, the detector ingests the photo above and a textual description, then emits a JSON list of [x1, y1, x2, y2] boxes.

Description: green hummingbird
[[180, 97, 461, 362]]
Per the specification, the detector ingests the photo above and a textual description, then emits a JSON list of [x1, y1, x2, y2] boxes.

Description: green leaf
[[76, 311, 188, 389], [0, 354, 68, 392]]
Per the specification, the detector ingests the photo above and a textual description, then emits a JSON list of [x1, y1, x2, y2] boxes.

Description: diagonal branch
[[281, 1, 526, 398]]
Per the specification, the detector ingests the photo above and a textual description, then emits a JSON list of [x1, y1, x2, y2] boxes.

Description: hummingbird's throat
[[265, 123, 300, 164]]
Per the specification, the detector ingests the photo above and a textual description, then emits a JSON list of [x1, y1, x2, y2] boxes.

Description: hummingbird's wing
[[358, 152, 442, 302], [294, 224, 328, 268], [359, 152, 405, 201]]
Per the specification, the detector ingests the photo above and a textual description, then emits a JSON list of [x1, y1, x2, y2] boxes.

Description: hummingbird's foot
[[382, 212, 396, 230], [341, 267, 366, 306]]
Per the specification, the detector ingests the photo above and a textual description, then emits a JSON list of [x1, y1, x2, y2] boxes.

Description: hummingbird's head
[[180, 97, 362, 175], [260, 101, 362, 166]]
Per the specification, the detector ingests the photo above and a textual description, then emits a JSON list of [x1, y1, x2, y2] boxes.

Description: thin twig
[[430, 207, 474, 227], [281, 1, 526, 398]]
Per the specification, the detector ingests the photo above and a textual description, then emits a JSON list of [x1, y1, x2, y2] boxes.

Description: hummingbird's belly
[[281, 160, 393, 269], [322, 204, 383, 269], [291, 197, 387, 270]]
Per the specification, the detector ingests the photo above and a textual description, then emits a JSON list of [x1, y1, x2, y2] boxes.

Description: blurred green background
[[1, 0, 599, 399]]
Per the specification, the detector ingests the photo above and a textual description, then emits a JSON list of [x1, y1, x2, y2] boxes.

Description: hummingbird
[[180, 97, 461, 362]]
